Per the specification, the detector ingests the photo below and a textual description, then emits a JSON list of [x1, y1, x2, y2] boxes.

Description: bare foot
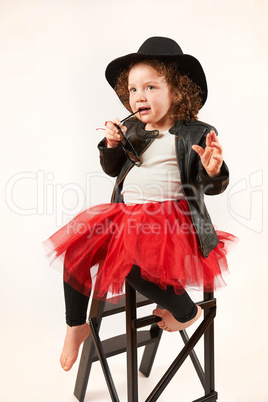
[[153, 306, 202, 332], [60, 323, 90, 371]]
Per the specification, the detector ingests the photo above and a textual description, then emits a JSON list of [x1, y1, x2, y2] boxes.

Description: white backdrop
[[1, 1, 267, 401]]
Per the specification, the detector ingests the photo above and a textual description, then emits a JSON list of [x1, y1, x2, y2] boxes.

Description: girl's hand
[[105, 118, 127, 148], [192, 130, 223, 177]]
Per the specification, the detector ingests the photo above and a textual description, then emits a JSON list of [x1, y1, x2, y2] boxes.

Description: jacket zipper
[[111, 163, 133, 203], [174, 135, 206, 257]]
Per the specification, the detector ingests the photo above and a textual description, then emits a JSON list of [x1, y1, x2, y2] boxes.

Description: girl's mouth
[[138, 107, 150, 114]]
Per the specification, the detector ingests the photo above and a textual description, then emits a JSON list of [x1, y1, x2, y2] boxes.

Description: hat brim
[[105, 53, 207, 106]]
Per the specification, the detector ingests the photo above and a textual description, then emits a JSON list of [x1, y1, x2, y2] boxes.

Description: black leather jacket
[[98, 119, 229, 257]]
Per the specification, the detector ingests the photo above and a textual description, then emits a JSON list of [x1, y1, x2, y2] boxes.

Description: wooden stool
[[74, 284, 217, 401]]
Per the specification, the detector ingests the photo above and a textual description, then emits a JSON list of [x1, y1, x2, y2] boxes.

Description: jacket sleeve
[[98, 138, 127, 177], [196, 126, 229, 195], [197, 162, 229, 195]]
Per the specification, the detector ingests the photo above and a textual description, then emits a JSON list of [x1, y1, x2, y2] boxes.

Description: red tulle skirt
[[44, 200, 237, 298]]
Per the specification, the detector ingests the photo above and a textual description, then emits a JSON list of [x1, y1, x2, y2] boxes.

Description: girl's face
[[128, 63, 175, 132]]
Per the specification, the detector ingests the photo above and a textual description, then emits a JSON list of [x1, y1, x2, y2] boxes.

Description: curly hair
[[115, 59, 203, 121]]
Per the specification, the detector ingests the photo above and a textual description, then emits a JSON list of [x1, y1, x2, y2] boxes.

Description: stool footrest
[[102, 293, 155, 317], [91, 330, 160, 362], [133, 314, 161, 329], [197, 298, 216, 310], [192, 391, 218, 401]]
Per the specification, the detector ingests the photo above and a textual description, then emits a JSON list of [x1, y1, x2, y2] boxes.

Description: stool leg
[[204, 291, 216, 396], [139, 316, 163, 378], [74, 297, 106, 402], [126, 281, 139, 402], [89, 318, 120, 402]]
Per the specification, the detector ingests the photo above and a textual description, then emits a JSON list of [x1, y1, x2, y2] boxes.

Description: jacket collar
[[169, 120, 184, 134], [128, 119, 185, 138]]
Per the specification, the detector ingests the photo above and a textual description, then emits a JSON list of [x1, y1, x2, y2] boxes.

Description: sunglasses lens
[[116, 125, 141, 166]]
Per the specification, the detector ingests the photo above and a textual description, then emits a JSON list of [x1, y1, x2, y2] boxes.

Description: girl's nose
[[136, 91, 146, 102]]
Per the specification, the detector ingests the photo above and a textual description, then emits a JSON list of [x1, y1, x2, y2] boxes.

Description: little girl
[[45, 37, 236, 371]]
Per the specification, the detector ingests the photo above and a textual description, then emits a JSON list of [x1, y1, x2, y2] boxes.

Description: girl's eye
[[129, 88, 136, 93], [146, 85, 154, 90]]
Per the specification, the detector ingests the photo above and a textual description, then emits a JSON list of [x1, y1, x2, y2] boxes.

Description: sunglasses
[[115, 111, 142, 167]]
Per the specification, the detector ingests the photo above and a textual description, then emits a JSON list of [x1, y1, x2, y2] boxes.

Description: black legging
[[64, 265, 197, 326]]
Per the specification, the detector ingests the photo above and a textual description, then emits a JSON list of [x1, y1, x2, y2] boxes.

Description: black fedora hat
[[105, 36, 208, 105]]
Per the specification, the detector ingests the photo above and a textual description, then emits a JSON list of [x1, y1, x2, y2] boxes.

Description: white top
[[121, 130, 184, 205]]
